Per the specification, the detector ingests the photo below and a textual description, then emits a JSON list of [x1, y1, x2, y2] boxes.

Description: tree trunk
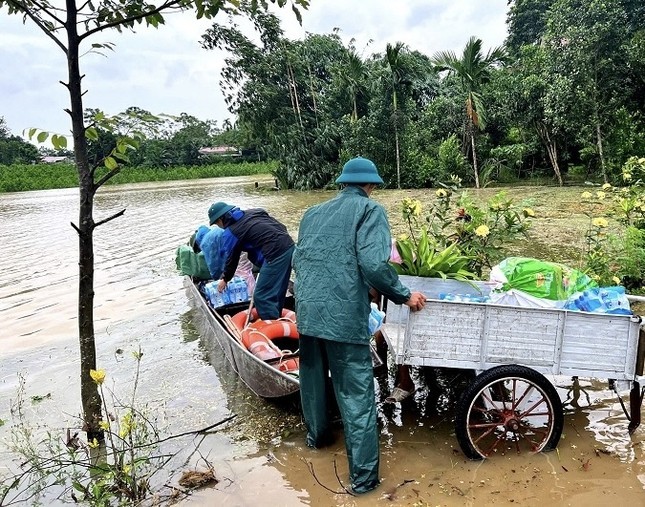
[[536, 122, 563, 186], [596, 121, 607, 184], [394, 127, 401, 189], [393, 91, 401, 189], [66, 3, 103, 442], [469, 119, 480, 189]]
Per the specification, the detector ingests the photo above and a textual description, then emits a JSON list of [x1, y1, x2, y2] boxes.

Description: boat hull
[[185, 277, 300, 398]]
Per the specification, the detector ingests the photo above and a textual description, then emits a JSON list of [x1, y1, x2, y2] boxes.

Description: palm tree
[[339, 51, 368, 122], [433, 37, 507, 188], [386, 42, 407, 189]]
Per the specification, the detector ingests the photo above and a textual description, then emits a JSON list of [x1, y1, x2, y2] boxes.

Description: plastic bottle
[[230, 277, 241, 303], [238, 277, 249, 302], [205, 281, 224, 308], [580, 289, 603, 312], [220, 282, 231, 305], [601, 286, 632, 315]]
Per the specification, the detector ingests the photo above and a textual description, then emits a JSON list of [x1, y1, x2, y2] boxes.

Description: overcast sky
[[0, 1, 509, 144]]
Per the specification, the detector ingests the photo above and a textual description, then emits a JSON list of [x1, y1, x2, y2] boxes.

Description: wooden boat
[[184, 277, 300, 398]]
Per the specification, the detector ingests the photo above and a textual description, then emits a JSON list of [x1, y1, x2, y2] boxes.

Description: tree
[[0, 116, 40, 164], [204, 15, 349, 188], [506, 0, 555, 56], [0, 0, 309, 443], [433, 36, 507, 188], [543, 0, 631, 182], [385, 42, 406, 189]]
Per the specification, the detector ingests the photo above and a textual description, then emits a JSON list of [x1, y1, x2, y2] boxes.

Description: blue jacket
[[293, 186, 410, 344], [194, 225, 226, 279]]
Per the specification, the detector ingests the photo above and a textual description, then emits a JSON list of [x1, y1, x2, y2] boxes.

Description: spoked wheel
[[455, 365, 563, 460]]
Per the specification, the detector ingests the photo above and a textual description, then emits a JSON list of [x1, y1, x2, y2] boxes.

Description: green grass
[[0, 161, 277, 193]]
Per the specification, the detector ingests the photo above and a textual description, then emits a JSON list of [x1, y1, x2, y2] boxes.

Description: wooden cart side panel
[[637, 328, 645, 376], [386, 294, 642, 381], [559, 313, 637, 377]]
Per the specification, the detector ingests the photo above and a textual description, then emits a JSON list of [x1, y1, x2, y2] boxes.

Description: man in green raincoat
[[293, 157, 426, 494]]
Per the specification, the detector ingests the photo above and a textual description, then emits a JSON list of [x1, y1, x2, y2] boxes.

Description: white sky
[[0, 1, 508, 144]]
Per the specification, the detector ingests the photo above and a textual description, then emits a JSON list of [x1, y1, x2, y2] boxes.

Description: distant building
[[40, 156, 69, 164], [198, 146, 241, 157]]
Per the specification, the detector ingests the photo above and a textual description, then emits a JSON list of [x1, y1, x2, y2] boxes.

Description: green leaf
[[85, 127, 99, 141], [104, 157, 118, 170], [36, 131, 48, 143]]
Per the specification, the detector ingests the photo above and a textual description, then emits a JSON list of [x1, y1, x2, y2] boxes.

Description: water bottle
[[221, 281, 231, 305], [230, 277, 241, 303], [581, 289, 603, 312], [601, 286, 632, 315], [238, 277, 249, 302], [205, 281, 224, 308]]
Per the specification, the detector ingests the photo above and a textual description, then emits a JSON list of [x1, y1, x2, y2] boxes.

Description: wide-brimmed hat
[[208, 202, 235, 225], [335, 157, 384, 184]]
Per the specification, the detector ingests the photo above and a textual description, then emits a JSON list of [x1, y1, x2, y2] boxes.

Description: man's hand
[[404, 291, 426, 311], [217, 279, 227, 293]]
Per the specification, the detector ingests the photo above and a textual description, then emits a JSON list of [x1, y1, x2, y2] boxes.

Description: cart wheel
[[455, 365, 563, 460]]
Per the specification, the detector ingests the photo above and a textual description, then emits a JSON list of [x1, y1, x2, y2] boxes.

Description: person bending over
[[208, 202, 294, 320]]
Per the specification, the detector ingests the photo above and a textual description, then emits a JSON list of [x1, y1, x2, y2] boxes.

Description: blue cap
[[335, 157, 384, 184]]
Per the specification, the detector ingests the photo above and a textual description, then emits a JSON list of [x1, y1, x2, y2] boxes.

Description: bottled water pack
[[439, 293, 491, 303], [204, 276, 250, 308], [564, 286, 631, 315]]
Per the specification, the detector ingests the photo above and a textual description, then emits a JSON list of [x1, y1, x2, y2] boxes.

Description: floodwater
[[0, 176, 643, 506]]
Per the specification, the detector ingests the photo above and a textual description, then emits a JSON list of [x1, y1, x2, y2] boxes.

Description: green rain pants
[[299, 334, 379, 493]]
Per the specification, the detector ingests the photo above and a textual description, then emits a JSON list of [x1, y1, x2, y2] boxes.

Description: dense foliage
[[0, 117, 39, 165], [199, 0, 645, 190], [1, 1, 643, 192]]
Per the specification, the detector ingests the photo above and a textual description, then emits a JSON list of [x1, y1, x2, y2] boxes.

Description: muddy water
[[0, 179, 643, 506]]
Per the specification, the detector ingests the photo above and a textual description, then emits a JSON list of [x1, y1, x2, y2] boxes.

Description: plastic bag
[[389, 239, 402, 264], [490, 257, 596, 301], [175, 244, 211, 280]]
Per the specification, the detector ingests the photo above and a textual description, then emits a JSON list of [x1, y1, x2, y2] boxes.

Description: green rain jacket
[[293, 185, 411, 344]]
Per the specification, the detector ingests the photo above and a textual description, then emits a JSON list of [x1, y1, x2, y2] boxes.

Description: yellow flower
[[475, 225, 490, 237], [581, 191, 592, 199], [99, 420, 110, 431], [601, 183, 612, 190], [596, 191, 606, 200], [397, 233, 409, 241], [612, 276, 621, 285], [88, 438, 99, 449], [623, 172, 632, 181], [522, 208, 535, 217], [435, 189, 448, 198], [401, 198, 422, 217], [122, 464, 132, 474], [89, 369, 106, 385], [592, 217, 608, 228]]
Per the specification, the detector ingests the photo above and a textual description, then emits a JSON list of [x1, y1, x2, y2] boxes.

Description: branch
[[301, 457, 351, 495], [80, 0, 186, 41], [94, 209, 126, 228], [6, 0, 67, 54], [94, 167, 122, 189]]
